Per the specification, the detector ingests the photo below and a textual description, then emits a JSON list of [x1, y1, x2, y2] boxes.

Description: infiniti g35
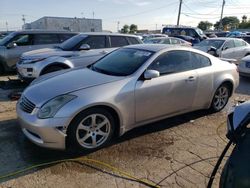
[[16, 44, 239, 151]]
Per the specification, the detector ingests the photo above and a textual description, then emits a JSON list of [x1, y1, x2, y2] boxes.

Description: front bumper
[[16, 102, 70, 150], [16, 63, 40, 80]]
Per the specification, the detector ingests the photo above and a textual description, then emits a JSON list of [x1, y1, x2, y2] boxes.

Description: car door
[[221, 40, 235, 59], [5, 34, 33, 68], [233, 39, 248, 60], [135, 50, 198, 123], [190, 52, 214, 109], [73, 35, 112, 67]]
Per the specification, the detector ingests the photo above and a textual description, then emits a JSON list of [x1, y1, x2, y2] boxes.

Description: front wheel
[[210, 84, 230, 112], [67, 108, 115, 151]]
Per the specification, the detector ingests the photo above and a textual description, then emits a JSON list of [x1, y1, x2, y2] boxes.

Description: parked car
[[17, 33, 142, 81], [0, 30, 78, 74], [17, 44, 239, 151], [194, 38, 250, 62], [214, 31, 229, 37], [238, 55, 250, 77], [162, 26, 207, 42], [144, 37, 191, 46]]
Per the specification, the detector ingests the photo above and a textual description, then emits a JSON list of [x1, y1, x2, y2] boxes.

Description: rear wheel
[[67, 108, 115, 151], [210, 84, 230, 112], [41, 66, 65, 75]]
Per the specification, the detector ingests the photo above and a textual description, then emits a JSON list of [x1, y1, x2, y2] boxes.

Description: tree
[[242, 15, 247, 23], [214, 16, 240, 30], [197, 21, 213, 31], [121, 25, 129, 33], [129, 24, 138, 34]]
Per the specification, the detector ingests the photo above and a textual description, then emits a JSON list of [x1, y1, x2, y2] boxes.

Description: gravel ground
[[0, 75, 249, 188]]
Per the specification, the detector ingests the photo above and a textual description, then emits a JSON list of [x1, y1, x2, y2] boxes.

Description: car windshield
[[196, 28, 204, 35], [195, 39, 225, 49], [0, 32, 15, 46], [59, 34, 87, 51], [91, 48, 153, 76]]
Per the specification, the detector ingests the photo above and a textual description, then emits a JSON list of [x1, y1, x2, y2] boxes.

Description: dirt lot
[[0, 75, 250, 188]]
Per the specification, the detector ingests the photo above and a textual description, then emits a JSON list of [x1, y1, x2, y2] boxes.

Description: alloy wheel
[[76, 113, 111, 149]]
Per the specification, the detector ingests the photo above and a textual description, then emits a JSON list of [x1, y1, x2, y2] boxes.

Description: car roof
[[78, 32, 139, 37], [123, 44, 186, 52], [12, 30, 79, 34], [206, 37, 242, 41]]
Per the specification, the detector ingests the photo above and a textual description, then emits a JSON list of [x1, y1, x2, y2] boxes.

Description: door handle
[[100, 50, 108, 54], [185, 76, 196, 82]]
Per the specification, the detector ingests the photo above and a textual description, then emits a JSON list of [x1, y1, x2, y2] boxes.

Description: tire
[[41, 66, 65, 75], [210, 84, 230, 112], [67, 108, 115, 152]]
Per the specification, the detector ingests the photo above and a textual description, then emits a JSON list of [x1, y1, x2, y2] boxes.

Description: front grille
[[20, 96, 36, 113]]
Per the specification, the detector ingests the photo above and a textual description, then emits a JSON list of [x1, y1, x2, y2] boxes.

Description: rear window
[[33, 34, 59, 45], [110, 36, 129, 47]]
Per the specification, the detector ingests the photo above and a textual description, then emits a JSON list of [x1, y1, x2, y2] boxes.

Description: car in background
[[17, 44, 239, 151], [17, 33, 142, 81], [238, 55, 250, 77], [0, 31, 12, 40], [194, 38, 250, 62], [142, 34, 168, 43], [0, 30, 78, 74], [162, 26, 207, 42], [143, 37, 191, 46]]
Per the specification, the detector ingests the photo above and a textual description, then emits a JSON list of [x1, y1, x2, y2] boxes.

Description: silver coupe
[[16, 44, 239, 151]]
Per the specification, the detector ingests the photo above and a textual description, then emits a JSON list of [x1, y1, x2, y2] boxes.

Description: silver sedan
[[16, 44, 239, 151]]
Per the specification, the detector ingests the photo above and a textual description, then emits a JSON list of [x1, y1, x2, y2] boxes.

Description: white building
[[23, 16, 102, 32]]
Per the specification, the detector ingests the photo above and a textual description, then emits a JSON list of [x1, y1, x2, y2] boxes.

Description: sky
[[1, 0, 250, 32]]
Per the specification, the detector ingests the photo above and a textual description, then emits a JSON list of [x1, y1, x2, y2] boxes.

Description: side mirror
[[7, 42, 17, 49], [144, 69, 160, 80], [79, 44, 90, 51]]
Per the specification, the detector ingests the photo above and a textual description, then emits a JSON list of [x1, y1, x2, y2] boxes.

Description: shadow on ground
[[0, 109, 211, 183]]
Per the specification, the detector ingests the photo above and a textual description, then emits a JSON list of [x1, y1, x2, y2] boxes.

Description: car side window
[[191, 52, 211, 69], [148, 51, 193, 75], [171, 38, 180, 44], [234, 39, 246, 47], [58, 34, 75, 43], [163, 39, 171, 44], [33, 34, 59, 45], [9, 34, 32, 46], [110, 36, 129, 47], [82, 36, 106, 49], [223, 40, 235, 50], [127, 37, 140, 44]]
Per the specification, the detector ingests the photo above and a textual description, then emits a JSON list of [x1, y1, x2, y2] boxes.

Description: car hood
[[22, 48, 75, 59], [23, 68, 124, 107]]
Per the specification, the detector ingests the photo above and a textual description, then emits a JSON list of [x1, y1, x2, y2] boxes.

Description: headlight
[[21, 58, 46, 64], [38, 94, 77, 119]]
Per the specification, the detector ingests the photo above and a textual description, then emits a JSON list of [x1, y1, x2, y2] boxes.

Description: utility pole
[[117, 21, 120, 33], [177, 0, 183, 26], [92, 11, 95, 19], [5, 21, 8, 31], [219, 0, 226, 31], [22, 14, 26, 25]]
